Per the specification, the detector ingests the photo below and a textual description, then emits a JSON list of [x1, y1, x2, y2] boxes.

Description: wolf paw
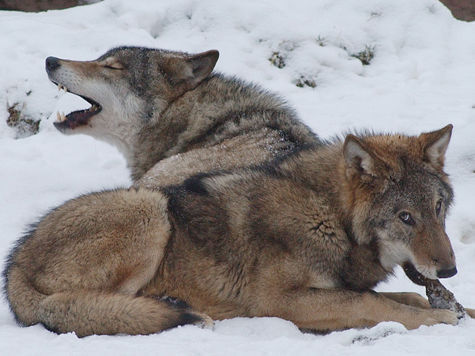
[[423, 309, 459, 327], [193, 312, 215, 330], [151, 295, 214, 329]]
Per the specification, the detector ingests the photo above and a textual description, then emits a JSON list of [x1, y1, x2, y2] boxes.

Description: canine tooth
[[56, 112, 66, 123], [57, 84, 68, 92]]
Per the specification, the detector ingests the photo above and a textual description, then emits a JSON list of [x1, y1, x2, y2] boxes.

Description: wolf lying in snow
[[4, 124, 474, 336]]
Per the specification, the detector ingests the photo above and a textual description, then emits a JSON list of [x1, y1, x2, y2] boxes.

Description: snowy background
[[1, 0, 475, 354]]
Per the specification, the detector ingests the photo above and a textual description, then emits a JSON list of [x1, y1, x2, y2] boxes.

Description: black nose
[[45, 56, 60, 72], [437, 266, 457, 278]]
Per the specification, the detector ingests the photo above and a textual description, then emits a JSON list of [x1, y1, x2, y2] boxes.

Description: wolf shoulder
[[161, 164, 349, 258]]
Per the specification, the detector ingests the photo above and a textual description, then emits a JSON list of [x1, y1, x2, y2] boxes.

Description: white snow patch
[[1, 0, 475, 355]]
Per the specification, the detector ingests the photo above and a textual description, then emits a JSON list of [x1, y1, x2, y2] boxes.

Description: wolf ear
[[167, 50, 219, 90], [419, 124, 452, 170], [343, 135, 380, 177], [187, 50, 219, 84]]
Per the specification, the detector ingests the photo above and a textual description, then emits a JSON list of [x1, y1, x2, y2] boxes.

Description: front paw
[[422, 309, 459, 327]]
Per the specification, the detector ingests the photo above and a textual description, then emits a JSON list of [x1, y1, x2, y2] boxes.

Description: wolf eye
[[103, 58, 124, 70], [435, 200, 442, 216], [399, 212, 415, 226], [104, 63, 124, 70]]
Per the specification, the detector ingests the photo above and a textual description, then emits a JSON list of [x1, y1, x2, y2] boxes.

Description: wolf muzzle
[[437, 266, 457, 279]]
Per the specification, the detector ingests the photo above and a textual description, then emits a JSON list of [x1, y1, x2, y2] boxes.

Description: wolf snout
[[437, 266, 457, 279], [45, 56, 60, 72]]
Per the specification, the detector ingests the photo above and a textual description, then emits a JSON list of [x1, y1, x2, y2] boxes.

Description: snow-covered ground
[[1, 0, 474, 354]]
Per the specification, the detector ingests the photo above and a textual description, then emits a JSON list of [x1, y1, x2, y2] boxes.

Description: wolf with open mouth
[[45, 46, 318, 185]]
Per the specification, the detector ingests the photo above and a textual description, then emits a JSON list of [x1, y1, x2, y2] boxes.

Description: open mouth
[[52, 81, 102, 130]]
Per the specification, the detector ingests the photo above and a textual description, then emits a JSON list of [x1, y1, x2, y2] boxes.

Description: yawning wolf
[[45, 46, 318, 186]]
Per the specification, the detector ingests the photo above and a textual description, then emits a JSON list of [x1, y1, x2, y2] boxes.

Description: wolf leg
[[381, 292, 475, 319], [380, 292, 431, 309], [255, 288, 458, 332]]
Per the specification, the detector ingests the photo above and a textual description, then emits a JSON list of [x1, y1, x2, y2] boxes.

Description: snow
[[1, 0, 474, 354]]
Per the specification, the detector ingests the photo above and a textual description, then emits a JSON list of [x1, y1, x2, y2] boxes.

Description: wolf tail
[[4, 265, 207, 336]]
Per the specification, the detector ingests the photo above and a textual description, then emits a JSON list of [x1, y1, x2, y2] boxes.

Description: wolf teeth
[[56, 112, 67, 122], [57, 84, 68, 92]]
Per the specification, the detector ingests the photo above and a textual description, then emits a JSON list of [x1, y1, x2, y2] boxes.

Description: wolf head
[[342, 125, 456, 280], [45, 46, 219, 156]]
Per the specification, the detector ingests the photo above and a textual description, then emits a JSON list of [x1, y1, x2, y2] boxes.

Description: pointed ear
[[343, 135, 379, 177], [166, 50, 219, 90], [186, 50, 219, 86], [419, 124, 452, 170]]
